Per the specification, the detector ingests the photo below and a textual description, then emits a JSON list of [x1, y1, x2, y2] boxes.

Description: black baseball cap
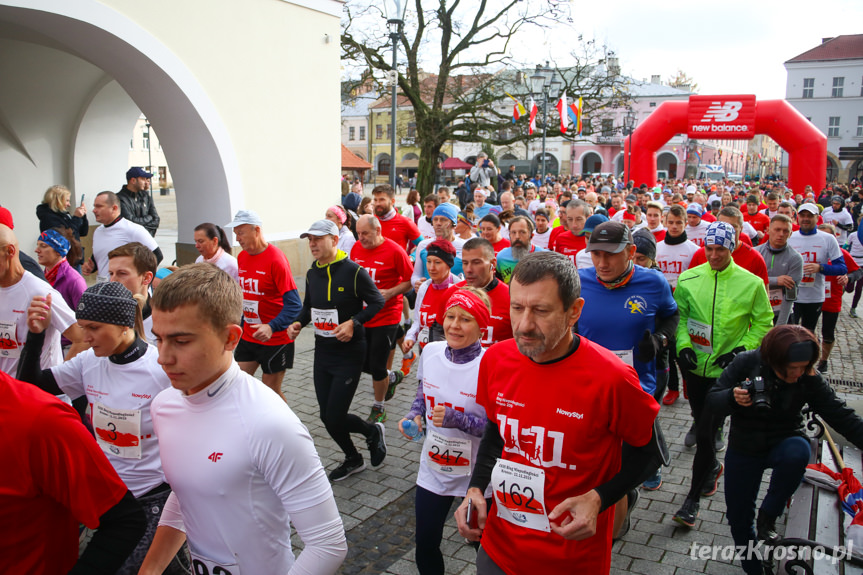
[[586, 221, 633, 254]]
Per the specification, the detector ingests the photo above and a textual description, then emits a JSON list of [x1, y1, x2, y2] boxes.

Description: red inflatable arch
[[624, 95, 827, 193]]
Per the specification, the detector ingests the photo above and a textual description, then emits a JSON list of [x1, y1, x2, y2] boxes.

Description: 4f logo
[[208, 452, 223, 462], [700, 101, 742, 122]]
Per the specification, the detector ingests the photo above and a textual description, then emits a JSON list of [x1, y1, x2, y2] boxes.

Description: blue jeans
[[724, 436, 811, 575]]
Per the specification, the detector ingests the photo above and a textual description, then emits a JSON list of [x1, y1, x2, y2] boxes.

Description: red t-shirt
[[689, 243, 769, 287], [238, 244, 297, 345], [824, 249, 859, 313], [553, 232, 587, 265], [743, 211, 771, 235], [491, 237, 511, 254], [454, 280, 513, 347], [351, 238, 414, 327], [651, 228, 667, 242], [378, 213, 422, 254], [476, 338, 658, 574], [417, 284, 457, 346], [702, 212, 717, 223], [547, 226, 568, 252], [0, 372, 129, 575]]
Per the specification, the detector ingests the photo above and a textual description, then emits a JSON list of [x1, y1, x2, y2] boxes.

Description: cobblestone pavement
[[271, 291, 863, 575]]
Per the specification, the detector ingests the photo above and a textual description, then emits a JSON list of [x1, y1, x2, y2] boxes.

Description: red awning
[[439, 157, 473, 170]]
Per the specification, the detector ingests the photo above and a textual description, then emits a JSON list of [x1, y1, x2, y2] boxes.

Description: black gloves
[[636, 329, 662, 363], [678, 348, 698, 372], [713, 346, 746, 369]]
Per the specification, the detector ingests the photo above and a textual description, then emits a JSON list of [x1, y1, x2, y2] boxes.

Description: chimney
[[822, 37, 833, 43], [607, 56, 620, 76], [651, 75, 661, 84]]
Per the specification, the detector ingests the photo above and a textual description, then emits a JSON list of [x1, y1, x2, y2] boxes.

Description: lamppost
[[623, 108, 637, 186], [384, 0, 407, 190], [144, 120, 153, 200], [530, 63, 561, 183]]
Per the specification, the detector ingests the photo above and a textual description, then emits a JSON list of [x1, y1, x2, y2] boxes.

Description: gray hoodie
[[755, 241, 804, 325]]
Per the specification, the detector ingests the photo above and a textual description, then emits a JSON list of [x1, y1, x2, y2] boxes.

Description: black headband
[[787, 341, 816, 364], [426, 244, 455, 269]]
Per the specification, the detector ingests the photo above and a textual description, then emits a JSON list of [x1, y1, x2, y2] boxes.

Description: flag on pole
[[567, 102, 579, 131], [505, 92, 527, 124], [577, 96, 584, 135], [528, 97, 538, 135], [555, 93, 567, 134]]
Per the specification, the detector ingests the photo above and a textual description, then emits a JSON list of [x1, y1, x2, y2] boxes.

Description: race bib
[[424, 430, 472, 476], [491, 459, 550, 532], [191, 553, 241, 575], [825, 282, 832, 299], [612, 349, 634, 366], [96, 274, 109, 283], [93, 402, 142, 459], [242, 299, 261, 325], [0, 320, 20, 359], [768, 289, 783, 311], [801, 272, 815, 286], [687, 318, 713, 355], [418, 326, 430, 345], [311, 308, 339, 337]]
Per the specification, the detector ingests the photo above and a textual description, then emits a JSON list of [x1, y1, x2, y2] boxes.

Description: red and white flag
[[528, 97, 538, 135], [555, 93, 567, 134]]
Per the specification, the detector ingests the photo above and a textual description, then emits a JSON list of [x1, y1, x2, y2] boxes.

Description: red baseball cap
[[0, 206, 13, 229]]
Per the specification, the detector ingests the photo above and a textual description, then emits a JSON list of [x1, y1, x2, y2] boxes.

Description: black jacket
[[706, 350, 863, 456], [296, 253, 384, 346], [35, 204, 89, 240], [117, 186, 159, 236]]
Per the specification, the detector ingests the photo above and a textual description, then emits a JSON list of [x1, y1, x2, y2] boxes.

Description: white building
[[784, 34, 863, 183]]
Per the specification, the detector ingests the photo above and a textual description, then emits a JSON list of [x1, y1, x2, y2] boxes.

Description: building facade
[[784, 34, 863, 183]]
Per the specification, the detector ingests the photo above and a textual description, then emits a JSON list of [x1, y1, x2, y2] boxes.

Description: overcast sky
[[511, 0, 863, 99]]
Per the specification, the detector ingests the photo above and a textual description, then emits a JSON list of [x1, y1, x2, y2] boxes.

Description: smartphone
[[80, 194, 85, 205], [466, 499, 478, 529], [483, 159, 490, 168]]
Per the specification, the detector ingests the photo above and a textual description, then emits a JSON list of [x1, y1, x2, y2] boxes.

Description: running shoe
[[662, 390, 679, 406], [817, 360, 828, 373], [684, 423, 697, 448], [384, 370, 403, 401], [329, 456, 365, 482], [756, 509, 780, 543], [673, 498, 699, 528], [367, 405, 387, 423], [642, 469, 662, 491], [613, 488, 639, 541], [367, 422, 387, 467], [851, 308, 858, 318], [400, 353, 417, 376], [702, 461, 724, 497]]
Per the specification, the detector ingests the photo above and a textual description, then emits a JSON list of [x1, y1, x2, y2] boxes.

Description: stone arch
[[579, 151, 602, 174]]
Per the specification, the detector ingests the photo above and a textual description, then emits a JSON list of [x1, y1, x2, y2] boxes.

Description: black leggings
[[821, 310, 839, 344], [792, 301, 822, 335], [314, 342, 373, 459], [415, 486, 491, 575], [852, 278, 863, 309], [684, 371, 717, 425]]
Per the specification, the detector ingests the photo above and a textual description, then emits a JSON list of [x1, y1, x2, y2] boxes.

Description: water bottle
[[402, 419, 424, 442]]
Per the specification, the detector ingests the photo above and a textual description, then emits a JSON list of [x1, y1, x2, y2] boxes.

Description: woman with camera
[[705, 324, 863, 575]]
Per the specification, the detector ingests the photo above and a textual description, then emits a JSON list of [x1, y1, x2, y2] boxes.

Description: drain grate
[[827, 378, 863, 390]]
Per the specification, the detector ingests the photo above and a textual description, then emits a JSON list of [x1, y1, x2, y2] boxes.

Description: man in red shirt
[[372, 184, 422, 253], [553, 200, 591, 266], [456, 237, 513, 346], [0, 371, 146, 574], [743, 195, 770, 243], [455, 251, 660, 574], [226, 210, 302, 400], [688, 206, 769, 287], [351, 215, 414, 423]]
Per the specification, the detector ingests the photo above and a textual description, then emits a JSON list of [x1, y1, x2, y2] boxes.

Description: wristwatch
[[659, 334, 668, 348]]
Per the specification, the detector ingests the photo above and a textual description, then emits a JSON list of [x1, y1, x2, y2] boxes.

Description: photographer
[[706, 325, 863, 575], [469, 152, 497, 192]]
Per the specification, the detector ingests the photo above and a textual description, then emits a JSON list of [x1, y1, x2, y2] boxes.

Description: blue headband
[[38, 229, 69, 257]]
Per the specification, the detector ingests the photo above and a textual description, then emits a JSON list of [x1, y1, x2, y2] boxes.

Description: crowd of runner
[[2, 166, 863, 575]]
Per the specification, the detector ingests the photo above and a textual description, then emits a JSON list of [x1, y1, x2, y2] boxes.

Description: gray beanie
[[76, 282, 137, 328]]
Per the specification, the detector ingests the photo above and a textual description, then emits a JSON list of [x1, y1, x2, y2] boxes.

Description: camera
[[483, 159, 490, 168], [741, 376, 772, 411]]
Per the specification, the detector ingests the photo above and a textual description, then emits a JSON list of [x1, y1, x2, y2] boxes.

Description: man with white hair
[[473, 187, 492, 219], [684, 204, 711, 248]]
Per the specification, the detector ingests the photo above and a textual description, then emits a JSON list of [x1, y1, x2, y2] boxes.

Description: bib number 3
[[491, 459, 550, 532]]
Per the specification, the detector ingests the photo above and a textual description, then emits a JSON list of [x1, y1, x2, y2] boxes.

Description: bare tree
[[342, 0, 630, 195], [667, 69, 699, 93]]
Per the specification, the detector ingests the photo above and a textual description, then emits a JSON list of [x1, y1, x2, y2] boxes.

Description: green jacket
[[674, 260, 773, 379]]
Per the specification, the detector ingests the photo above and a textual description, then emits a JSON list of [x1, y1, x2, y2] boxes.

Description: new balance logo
[[700, 101, 742, 122], [208, 452, 223, 462]]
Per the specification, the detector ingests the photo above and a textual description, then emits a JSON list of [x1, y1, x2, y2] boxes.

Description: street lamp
[[384, 0, 407, 190], [530, 63, 561, 183], [623, 108, 638, 186], [144, 120, 153, 200]]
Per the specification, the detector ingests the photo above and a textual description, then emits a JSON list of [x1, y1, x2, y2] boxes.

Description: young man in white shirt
[[141, 264, 346, 575]]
